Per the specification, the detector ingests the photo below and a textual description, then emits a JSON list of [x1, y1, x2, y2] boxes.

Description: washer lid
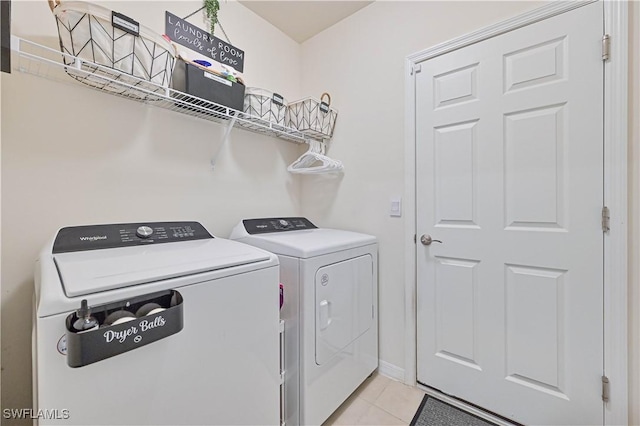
[[238, 228, 376, 258], [54, 238, 271, 297]]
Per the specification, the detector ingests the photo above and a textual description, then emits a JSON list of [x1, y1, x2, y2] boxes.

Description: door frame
[[403, 1, 628, 424]]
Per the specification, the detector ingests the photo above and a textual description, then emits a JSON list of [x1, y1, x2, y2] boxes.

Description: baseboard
[[378, 360, 405, 382]]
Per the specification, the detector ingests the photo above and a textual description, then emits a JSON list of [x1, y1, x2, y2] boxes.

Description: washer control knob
[[279, 220, 289, 226], [136, 226, 154, 239]]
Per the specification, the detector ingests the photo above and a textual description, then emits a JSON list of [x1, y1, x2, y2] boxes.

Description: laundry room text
[[165, 11, 245, 72]]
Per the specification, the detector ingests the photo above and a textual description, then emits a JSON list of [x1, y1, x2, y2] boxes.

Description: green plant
[[204, 0, 220, 35]]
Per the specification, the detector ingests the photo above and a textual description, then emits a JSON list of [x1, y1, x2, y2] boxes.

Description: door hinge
[[602, 206, 610, 232], [602, 376, 610, 402], [411, 63, 422, 75], [602, 34, 611, 61], [414, 234, 417, 244]]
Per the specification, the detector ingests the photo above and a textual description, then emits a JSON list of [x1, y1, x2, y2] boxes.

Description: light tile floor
[[323, 373, 426, 426]]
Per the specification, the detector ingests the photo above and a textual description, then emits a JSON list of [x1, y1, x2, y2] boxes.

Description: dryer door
[[315, 254, 373, 365]]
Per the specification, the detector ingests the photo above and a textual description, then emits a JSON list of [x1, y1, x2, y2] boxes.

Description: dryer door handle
[[319, 300, 332, 330]]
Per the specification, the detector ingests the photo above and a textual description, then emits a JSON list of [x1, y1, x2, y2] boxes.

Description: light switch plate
[[390, 197, 402, 217]]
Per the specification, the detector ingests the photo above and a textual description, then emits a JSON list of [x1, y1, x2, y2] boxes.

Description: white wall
[[0, 47, 3, 409], [301, 1, 640, 423], [628, 2, 639, 424], [300, 0, 544, 377], [1, 0, 303, 416]]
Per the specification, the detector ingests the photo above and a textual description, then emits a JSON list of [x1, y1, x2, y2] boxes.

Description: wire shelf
[[10, 36, 308, 144]]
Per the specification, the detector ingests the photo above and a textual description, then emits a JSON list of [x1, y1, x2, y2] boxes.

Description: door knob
[[420, 234, 442, 246]]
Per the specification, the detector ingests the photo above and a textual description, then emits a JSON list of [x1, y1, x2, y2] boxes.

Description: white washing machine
[[34, 221, 281, 425], [230, 217, 378, 426]]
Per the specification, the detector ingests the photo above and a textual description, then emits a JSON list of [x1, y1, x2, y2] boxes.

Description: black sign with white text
[[272, 93, 284, 107], [165, 11, 245, 73], [112, 11, 140, 36], [65, 290, 184, 368]]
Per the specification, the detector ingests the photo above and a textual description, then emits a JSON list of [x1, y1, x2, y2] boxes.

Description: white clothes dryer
[[230, 217, 378, 426], [34, 221, 280, 425]]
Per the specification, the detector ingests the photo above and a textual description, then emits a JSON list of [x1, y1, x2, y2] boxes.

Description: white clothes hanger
[[287, 140, 344, 174], [210, 113, 238, 169]]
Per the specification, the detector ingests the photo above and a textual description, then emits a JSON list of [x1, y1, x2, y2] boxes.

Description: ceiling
[[238, 1, 374, 43]]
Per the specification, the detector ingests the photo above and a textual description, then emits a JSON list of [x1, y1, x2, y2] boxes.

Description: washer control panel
[[53, 222, 212, 253], [243, 217, 317, 235]]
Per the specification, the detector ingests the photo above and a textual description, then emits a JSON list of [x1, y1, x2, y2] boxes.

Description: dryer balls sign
[[103, 316, 167, 344], [64, 291, 184, 368], [165, 11, 245, 73]]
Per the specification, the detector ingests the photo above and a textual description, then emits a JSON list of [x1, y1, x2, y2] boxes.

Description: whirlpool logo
[[321, 274, 329, 286], [79, 235, 107, 242]]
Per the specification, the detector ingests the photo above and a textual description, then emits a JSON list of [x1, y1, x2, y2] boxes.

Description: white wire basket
[[50, 0, 176, 98], [243, 88, 288, 127], [12, 36, 309, 144], [287, 92, 338, 140]]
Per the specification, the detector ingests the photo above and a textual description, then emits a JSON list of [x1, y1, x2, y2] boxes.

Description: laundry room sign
[[165, 11, 245, 73]]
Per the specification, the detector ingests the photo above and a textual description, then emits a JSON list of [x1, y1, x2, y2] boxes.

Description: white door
[[415, 3, 604, 425]]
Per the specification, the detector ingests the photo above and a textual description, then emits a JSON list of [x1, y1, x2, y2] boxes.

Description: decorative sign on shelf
[[165, 11, 245, 73]]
